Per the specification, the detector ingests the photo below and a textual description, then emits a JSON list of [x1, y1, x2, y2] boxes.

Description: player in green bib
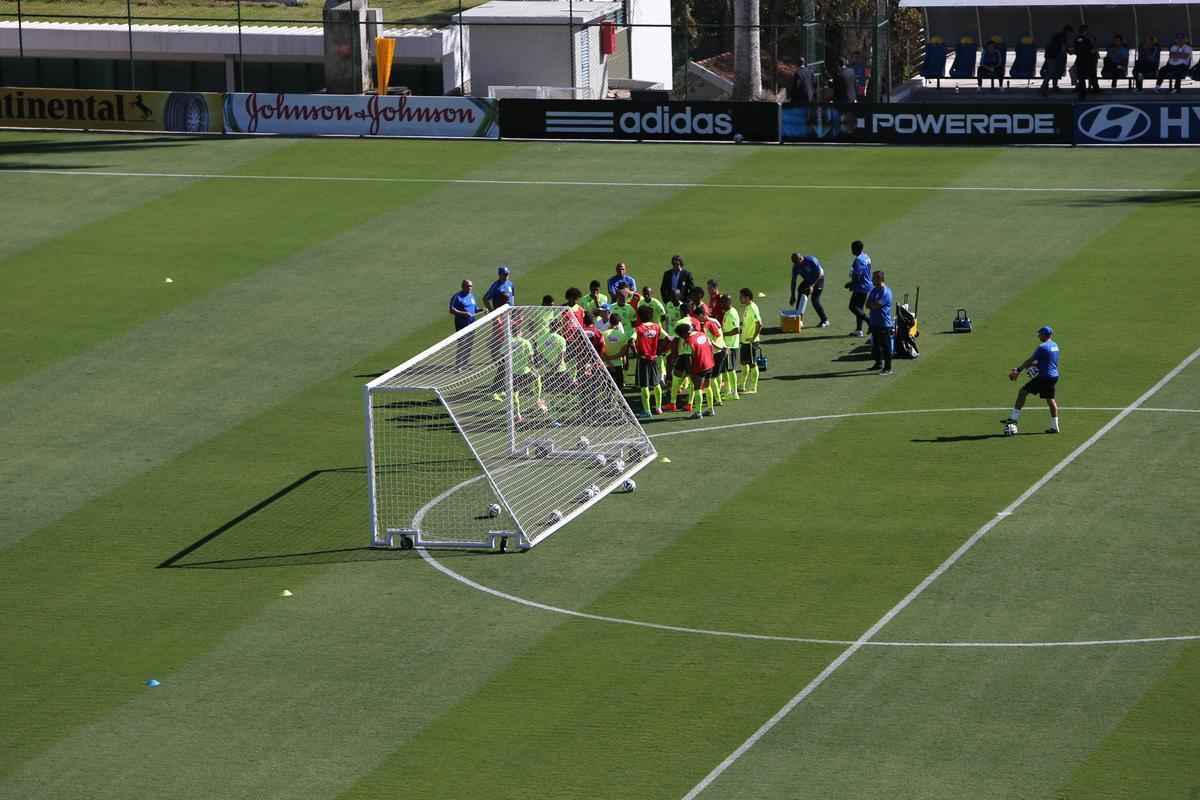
[[738, 288, 763, 394], [581, 280, 609, 315], [720, 294, 741, 400]]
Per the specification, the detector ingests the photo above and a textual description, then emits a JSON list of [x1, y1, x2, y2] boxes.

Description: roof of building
[[453, 1, 621, 24]]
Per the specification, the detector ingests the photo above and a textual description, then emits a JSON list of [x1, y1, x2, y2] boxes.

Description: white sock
[[1011, 408, 1021, 421], [1051, 416, 1060, 432]]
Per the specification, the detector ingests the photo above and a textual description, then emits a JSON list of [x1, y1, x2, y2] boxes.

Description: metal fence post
[[126, 0, 135, 89], [237, 0, 245, 91]]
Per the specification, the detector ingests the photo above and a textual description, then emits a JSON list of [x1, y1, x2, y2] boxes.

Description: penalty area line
[[679, 345, 1200, 800], [6, 168, 1200, 195]]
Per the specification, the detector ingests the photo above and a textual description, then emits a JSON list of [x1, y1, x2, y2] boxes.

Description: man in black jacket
[[660, 255, 694, 305], [1040, 24, 1073, 96], [1073, 24, 1100, 98]]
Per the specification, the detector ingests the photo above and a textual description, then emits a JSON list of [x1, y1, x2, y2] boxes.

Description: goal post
[[365, 305, 656, 551]]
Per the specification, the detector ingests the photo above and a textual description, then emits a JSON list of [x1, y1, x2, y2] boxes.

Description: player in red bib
[[632, 305, 664, 418], [676, 321, 716, 419]]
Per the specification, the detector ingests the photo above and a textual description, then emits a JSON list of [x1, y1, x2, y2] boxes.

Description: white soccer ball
[[620, 478, 637, 493], [1003, 423, 1018, 437], [547, 509, 563, 524], [486, 503, 501, 517], [733, 133, 744, 144], [1026, 366, 1040, 379], [592, 453, 608, 468], [576, 485, 599, 503], [607, 458, 626, 476], [577, 436, 591, 450]]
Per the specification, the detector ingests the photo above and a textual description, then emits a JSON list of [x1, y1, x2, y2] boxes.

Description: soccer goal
[[365, 305, 656, 552]]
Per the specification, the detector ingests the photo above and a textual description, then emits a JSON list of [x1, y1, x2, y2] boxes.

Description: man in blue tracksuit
[[789, 252, 829, 327], [483, 265, 515, 310], [845, 240, 872, 336], [1005, 326, 1062, 433], [865, 269, 893, 375]]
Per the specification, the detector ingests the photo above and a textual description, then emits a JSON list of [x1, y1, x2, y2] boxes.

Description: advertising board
[[499, 99, 779, 142], [224, 94, 499, 138], [782, 104, 1073, 145], [1075, 103, 1200, 145], [0, 88, 222, 133]]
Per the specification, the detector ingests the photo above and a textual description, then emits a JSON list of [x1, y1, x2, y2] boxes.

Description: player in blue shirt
[[1005, 326, 1062, 433], [483, 265, 514, 310], [449, 279, 477, 371], [789, 252, 829, 327], [865, 270, 893, 375], [607, 262, 637, 297], [845, 240, 872, 337]]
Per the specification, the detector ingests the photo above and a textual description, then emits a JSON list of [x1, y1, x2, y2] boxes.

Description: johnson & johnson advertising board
[[224, 94, 499, 138], [499, 99, 779, 142]]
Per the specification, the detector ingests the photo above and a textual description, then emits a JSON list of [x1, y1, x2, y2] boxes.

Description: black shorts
[[635, 358, 661, 388], [1023, 375, 1058, 399], [674, 354, 692, 375], [740, 342, 761, 364], [724, 345, 740, 372], [692, 369, 713, 383]]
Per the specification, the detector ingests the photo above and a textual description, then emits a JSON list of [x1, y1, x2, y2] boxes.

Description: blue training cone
[[145, 679, 161, 687]]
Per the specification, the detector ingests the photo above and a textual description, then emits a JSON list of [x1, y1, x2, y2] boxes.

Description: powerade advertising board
[[1075, 103, 1200, 144], [0, 88, 222, 133], [224, 94, 498, 138], [782, 104, 1072, 145], [499, 99, 779, 142]]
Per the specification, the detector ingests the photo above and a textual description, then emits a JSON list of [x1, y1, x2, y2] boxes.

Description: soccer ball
[[577, 436, 591, 449], [1003, 422, 1018, 437], [486, 503, 501, 517], [547, 509, 563, 524], [592, 453, 608, 468], [607, 458, 626, 476], [733, 133, 744, 144], [576, 485, 599, 503], [528, 439, 552, 458], [620, 478, 637, 493], [1026, 365, 1040, 378]]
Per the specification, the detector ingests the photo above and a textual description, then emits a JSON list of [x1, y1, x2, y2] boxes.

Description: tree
[[731, 0, 761, 99]]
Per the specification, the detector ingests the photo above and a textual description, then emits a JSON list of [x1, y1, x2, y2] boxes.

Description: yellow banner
[[0, 88, 223, 133], [375, 37, 396, 97]]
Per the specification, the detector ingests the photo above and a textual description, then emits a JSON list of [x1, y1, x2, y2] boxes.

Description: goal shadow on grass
[[158, 466, 485, 570]]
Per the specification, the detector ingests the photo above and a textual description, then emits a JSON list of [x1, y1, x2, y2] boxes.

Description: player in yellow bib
[[738, 287, 762, 394]]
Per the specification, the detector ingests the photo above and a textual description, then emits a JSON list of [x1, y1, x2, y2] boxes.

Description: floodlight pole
[[505, 308, 516, 458], [16, 0, 23, 59], [126, 0, 135, 89]]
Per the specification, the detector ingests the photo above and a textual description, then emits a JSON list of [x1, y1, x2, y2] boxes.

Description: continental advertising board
[[0, 88, 222, 133], [499, 99, 780, 142], [782, 104, 1073, 145], [1075, 103, 1200, 145], [224, 93, 499, 138]]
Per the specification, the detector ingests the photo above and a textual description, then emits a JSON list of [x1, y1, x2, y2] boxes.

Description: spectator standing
[[660, 255, 695, 303], [449, 278, 477, 371], [1133, 35, 1161, 92], [1101, 34, 1130, 87], [865, 270, 894, 376], [1073, 25, 1100, 98], [977, 41, 1003, 89], [792, 57, 817, 105], [482, 265, 514, 310], [1157, 34, 1194, 93], [1040, 25, 1073, 96], [607, 262, 637, 297], [846, 240, 872, 337], [1004, 326, 1061, 434], [789, 252, 829, 327]]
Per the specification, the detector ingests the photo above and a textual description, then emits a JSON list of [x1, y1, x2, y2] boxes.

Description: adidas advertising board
[[498, 99, 779, 142], [782, 104, 1072, 145], [1075, 103, 1200, 145]]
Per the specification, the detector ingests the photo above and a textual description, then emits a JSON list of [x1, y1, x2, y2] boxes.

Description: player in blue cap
[[1004, 325, 1061, 433], [483, 265, 515, 310]]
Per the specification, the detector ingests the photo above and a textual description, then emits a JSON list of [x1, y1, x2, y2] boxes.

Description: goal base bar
[[370, 528, 529, 553]]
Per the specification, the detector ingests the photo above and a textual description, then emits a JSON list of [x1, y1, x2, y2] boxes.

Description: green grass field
[[1, 131, 1199, 800]]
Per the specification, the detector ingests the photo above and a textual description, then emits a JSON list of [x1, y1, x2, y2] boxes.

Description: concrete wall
[[467, 23, 573, 95], [628, 0, 672, 90]]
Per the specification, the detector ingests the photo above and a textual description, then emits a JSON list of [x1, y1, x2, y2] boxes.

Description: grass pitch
[[1, 132, 1198, 800]]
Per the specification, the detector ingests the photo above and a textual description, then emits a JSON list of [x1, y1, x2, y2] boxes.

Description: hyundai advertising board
[[1075, 103, 1200, 145], [783, 104, 1073, 145], [499, 99, 779, 142]]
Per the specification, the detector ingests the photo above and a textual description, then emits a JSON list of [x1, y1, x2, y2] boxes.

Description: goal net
[[365, 305, 656, 551]]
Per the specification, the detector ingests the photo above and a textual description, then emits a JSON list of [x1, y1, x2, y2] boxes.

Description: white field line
[[7, 168, 1200, 195], [680, 345, 1200, 800]]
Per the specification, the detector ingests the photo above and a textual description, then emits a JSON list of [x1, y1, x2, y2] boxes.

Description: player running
[[1004, 325, 1062, 434]]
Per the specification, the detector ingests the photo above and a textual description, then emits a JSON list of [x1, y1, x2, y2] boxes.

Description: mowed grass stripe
[[0, 142, 759, 790], [693, 170, 1200, 799], [335, 154, 1196, 799], [0, 134, 295, 266], [0, 137, 502, 386]]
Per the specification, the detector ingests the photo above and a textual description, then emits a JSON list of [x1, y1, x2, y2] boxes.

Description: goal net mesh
[[366, 305, 656, 549]]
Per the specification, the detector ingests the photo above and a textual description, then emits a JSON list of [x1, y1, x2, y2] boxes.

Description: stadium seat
[[920, 36, 948, 86], [949, 36, 978, 79], [1008, 36, 1038, 84]]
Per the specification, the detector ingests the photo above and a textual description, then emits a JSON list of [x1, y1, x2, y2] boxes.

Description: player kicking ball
[[1004, 325, 1061, 435]]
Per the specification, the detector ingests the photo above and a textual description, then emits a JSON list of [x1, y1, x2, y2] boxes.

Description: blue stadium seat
[[1009, 37, 1038, 83], [920, 38, 948, 86], [949, 37, 978, 79]]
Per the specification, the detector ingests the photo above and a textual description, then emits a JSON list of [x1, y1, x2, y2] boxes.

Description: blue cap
[[1038, 325, 1053, 337], [498, 265, 510, 275]]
